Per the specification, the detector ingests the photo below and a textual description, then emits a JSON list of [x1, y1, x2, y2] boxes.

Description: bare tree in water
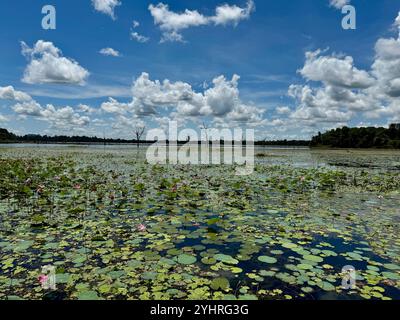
[[134, 126, 146, 148]]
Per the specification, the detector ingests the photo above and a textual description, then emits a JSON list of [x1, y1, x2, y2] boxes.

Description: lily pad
[[77, 290, 100, 300], [210, 277, 230, 291], [303, 255, 323, 263], [177, 254, 197, 265], [258, 256, 277, 264], [317, 282, 336, 291], [383, 264, 399, 271], [381, 272, 400, 280], [214, 254, 239, 265]]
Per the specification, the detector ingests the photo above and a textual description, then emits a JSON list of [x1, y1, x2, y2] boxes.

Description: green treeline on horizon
[[1, 125, 400, 148], [311, 124, 400, 149], [0, 128, 309, 146]]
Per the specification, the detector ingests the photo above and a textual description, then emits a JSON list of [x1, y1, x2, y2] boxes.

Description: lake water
[[0, 146, 399, 300]]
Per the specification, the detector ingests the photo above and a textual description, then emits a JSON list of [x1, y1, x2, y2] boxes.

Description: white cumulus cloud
[[299, 49, 375, 89], [99, 47, 121, 57], [149, 3, 209, 42], [21, 40, 89, 85], [395, 12, 400, 28], [372, 15, 400, 98], [91, 0, 121, 20], [7, 86, 91, 130], [284, 12, 400, 129], [131, 32, 150, 43], [101, 97, 132, 114], [149, 1, 255, 42], [101, 72, 264, 128], [0, 86, 32, 102], [276, 106, 291, 115], [212, 0, 255, 26], [13, 100, 90, 129]]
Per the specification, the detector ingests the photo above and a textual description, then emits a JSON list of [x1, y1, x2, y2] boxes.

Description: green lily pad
[[7, 296, 25, 300], [177, 254, 197, 265], [271, 250, 284, 255], [303, 255, 323, 263], [381, 272, 400, 280], [298, 263, 313, 270], [258, 256, 277, 264], [14, 240, 34, 252], [99, 284, 112, 294], [56, 273, 70, 284], [383, 264, 399, 271], [281, 242, 298, 249], [127, 260, 142, 268], [238, 294, 258, 300], [77, 290, 100, 300], [301, 287, 314, 293], [201, 257, 217, 265], [346, 252, 364, 261], [317, 281, 336, 291], [214, 254, 239, 265], [210, 277, 230, 291]]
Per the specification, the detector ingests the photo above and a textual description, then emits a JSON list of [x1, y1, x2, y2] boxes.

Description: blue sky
[[0, 0, 400, 139]]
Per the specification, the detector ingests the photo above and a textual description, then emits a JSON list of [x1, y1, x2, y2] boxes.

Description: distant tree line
[[0, 128, 135, 144], [18, 134, 135, 144], [0, 128, 311, 146], [0, 128, 17, 141], [311, 124, 400, 149], [3, 126, 400, 148]]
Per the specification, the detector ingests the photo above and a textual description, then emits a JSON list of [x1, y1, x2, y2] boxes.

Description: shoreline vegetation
[[0, 128, 310, 146], [311, 124, 400, 149], [1, 125, 400, 149]]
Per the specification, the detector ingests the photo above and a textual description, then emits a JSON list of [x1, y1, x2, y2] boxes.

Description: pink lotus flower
[[54, 176, 61, 181], [73, 184, 81, 190], [137, 224, 147, 232], [300, 176, 306, 182], [38, 274, 48, 285]]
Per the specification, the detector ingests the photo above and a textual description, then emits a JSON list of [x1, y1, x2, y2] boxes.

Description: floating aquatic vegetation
[[0, 147, 399, 300], [258, 256, 278, 264]]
